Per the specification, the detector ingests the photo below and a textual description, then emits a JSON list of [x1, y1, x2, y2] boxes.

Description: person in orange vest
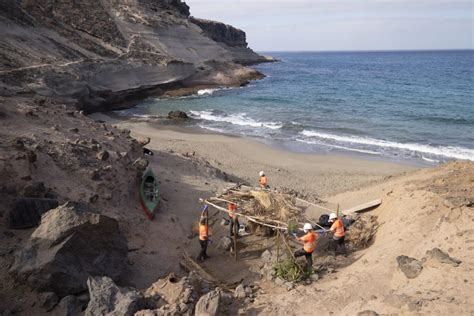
[[293, 223, 317, 271], [258, 171, 268, 189], [329, 212, 346, 255], [227, 202, 239, 237], [197, 216, 209, 262]]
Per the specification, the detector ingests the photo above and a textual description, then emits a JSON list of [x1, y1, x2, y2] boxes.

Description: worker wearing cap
[[329, 212, 346, 255], [294, 223, 317, 271], [258, 171, 268, 189], [227, 202, 239, 237], [197, 216, 209, 262]]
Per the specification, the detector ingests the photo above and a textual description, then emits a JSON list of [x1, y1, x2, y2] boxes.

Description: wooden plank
[[343, 199, 382, 215]]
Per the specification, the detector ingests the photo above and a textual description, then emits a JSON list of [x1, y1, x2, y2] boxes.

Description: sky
[[185, 0, 474, 51]]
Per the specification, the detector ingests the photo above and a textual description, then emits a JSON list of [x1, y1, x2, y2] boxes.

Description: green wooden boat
[[139, 168, 159, 220]]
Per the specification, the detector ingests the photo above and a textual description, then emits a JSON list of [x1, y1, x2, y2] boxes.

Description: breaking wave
[[299, 130, 474, 161]]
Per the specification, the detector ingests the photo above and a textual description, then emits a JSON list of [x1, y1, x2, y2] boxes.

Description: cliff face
[[190, 17, 248, 48], [0, 0, 271, 112]]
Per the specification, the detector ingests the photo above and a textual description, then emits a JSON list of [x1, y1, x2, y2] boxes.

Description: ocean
[[122, 50, 474, 164]]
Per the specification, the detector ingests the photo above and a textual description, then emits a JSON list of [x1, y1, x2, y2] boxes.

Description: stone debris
[[396, 255, 423, 279], [85, 276, 145, 316], [425, 248, 462, 267]]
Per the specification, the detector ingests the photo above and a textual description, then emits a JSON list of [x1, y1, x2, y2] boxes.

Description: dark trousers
[[333, 236, 346, 254], [197, 239, 208, 260], [229, 217, 240, 237], [294, 249, 313, 271]]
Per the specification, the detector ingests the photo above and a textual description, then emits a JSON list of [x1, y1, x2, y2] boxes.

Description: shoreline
[[93, 112, 420, 198], [99, 111, 427, 169]]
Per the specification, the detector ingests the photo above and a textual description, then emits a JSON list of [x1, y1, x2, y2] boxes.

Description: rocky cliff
[[0, 0, 271, 112]]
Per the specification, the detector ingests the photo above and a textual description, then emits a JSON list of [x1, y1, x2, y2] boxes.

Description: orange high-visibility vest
[[199, 223, 208, 241], [259, 176, 267, 187], [330, 218, 345, 238], [227, 202, 236, 218], [301, 231, 317, 253]]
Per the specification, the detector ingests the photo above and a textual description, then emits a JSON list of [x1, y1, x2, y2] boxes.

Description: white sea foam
[[190, 110, 282, 130], [299, 130, 474, 161], [296, 138, 382, 155], [197, 88, 220, 96]]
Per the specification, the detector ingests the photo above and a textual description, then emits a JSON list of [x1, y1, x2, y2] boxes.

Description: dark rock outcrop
[[0, 0, 271, 112], [85, 276, 145, 316], [168, 110, 189, 119], [9, 203, 128, 297], [190, 17, 248, 48]]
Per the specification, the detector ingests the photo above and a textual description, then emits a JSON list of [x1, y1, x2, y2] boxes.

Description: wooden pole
[[276, 229, 281, 263], [233, 216, 238, 261], [281, 233, 305, 276]]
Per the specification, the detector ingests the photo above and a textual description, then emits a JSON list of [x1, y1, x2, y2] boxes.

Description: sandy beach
[[100, 115, 418, 199]]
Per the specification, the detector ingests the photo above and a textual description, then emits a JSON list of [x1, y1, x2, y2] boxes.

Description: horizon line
[[257, 48, 474, 53]]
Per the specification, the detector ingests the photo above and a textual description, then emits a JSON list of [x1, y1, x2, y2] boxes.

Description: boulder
[[357, 311, 379, 316], [396, 255, 423, 279], [194, 289, 221, 316], [234, 284, 246, 299], [425, 248, 462, 267], [85, 276, 145, 316], [9, 203, 128, 296], [167, 111, 189, 119]]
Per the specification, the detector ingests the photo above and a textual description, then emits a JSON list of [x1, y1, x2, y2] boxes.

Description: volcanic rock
[[168, 110, 189, 119], [9, 203, 128, 296], [85, 276, 145, 316]]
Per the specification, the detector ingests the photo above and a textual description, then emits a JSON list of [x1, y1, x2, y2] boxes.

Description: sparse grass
[[274, 258, 311, 282]]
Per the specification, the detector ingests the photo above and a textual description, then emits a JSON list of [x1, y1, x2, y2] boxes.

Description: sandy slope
[[254, 161, 474, 315]]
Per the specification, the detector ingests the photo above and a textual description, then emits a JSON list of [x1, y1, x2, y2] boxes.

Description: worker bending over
[[197, 216, 210, 262], [294, 223, 317, 271], [258, 171, 268, 189], [227, 202, 239, 237], [329, 212, 346, 255]]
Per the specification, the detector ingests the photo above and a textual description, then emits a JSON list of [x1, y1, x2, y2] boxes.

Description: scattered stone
[[133, 158, 149, 171], [218, 236, 233, 251], [396, 255, 423, 279], [234, 284, 246, 299], [68, 128, 79, 133], [274, 277, 285, 286], [244, 286, 252, 296], [167, 110, 188, 119], [39, 292, 59, 311], [310, 273, 319, 282], [96, 150, 109, 161], [260, 250, 274, 263], [425, 248, 462, 267], [85, 276, 145, 316], [285, 282, 294, 291], [9, 203, 128, 296], [137, 137, 151, 146]]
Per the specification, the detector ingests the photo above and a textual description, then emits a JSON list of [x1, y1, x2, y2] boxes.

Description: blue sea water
[[125, 50, 474, 164]]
